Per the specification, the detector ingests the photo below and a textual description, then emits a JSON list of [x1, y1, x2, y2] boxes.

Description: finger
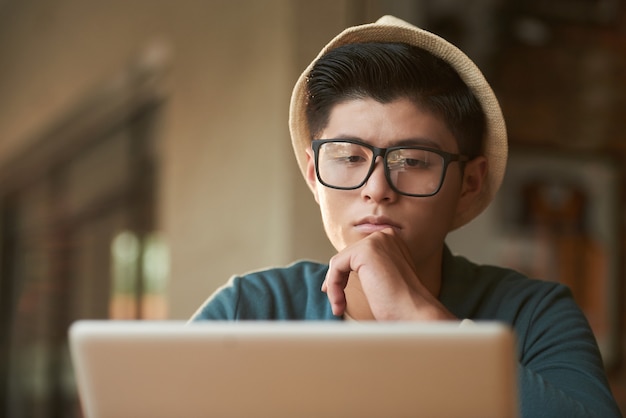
[[378, 228, 418, 272], [326, 285, 347, 316], [325, 271, 348, 316], [324, 256, 351, 316]]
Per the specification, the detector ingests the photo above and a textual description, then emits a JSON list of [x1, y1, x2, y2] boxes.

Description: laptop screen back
[[69, 320, 517, 418]]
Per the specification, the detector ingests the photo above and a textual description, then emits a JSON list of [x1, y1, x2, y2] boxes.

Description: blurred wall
[[0, 0, 424, 319], [0, 0, 348, 319]]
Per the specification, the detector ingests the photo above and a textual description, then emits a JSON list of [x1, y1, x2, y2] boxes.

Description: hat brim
[[289, 15, 507, 229]]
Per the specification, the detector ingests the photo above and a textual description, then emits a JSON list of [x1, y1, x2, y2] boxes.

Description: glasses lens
[[386, 148, 445, 196], [316, 141, 447, 196], [317, 142, 373, 188]]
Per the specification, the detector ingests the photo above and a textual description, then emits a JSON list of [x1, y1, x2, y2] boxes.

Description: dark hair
[[305, 42, 485, 158]]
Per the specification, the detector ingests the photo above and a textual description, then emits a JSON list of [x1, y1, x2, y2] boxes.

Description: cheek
[[430, 177, 463, 232], [403, 197, 458, 265], [406, 182, 462, 242], [316, 189, 352, 251]]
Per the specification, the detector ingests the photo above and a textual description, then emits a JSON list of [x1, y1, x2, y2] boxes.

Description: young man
[[191, 16, 621, 417]]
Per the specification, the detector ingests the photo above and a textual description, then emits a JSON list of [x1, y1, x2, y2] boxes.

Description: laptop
[[69, 320, 518, 418]]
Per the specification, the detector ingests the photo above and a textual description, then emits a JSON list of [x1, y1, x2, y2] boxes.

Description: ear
[[456, 156, 487, 215], [305, 147, 320, 204]]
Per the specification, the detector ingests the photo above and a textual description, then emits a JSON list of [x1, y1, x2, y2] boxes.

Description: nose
[[360, 157, 397, 203]]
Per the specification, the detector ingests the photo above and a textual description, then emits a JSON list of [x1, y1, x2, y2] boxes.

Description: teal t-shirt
[[190, 247, 621, 418]]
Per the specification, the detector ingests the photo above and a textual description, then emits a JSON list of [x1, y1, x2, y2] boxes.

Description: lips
[[354, 216, 401, 233]]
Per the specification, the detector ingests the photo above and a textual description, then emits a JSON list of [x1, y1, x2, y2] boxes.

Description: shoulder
[[244, 260, 329, 279], [442, 249, 576, 323], [233, 260, 329, 292], [191, 261, 332, 320], [443, 248, 568, 294], [443, 248, 596, 348]]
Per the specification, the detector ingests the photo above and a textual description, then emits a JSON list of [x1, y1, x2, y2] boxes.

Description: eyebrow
[[327, 135, 443, 150], [392, 138, 442, 149]]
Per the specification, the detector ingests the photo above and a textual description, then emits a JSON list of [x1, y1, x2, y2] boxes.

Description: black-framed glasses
[[311, 139, 470, 197]]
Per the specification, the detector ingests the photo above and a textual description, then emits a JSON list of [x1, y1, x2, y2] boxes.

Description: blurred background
[[0, 0, 624, 416]]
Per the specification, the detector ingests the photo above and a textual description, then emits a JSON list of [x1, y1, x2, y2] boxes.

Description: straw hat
[[289, 15, 508, 229]]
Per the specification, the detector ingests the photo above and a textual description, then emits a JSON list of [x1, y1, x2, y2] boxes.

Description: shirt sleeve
[[517, 284, 621, 418]]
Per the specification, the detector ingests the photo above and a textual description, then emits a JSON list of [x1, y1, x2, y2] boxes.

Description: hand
[[321, 228, 456, 321]]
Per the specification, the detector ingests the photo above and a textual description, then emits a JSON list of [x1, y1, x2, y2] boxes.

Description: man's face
[[305, 97, 473, 271]]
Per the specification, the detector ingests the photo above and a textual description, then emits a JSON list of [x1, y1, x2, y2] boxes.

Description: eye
[[403, 158, 428, 168], [388, 149, 433, 170], [342, 155, 367, 164], [322, 142, 371, 165]]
